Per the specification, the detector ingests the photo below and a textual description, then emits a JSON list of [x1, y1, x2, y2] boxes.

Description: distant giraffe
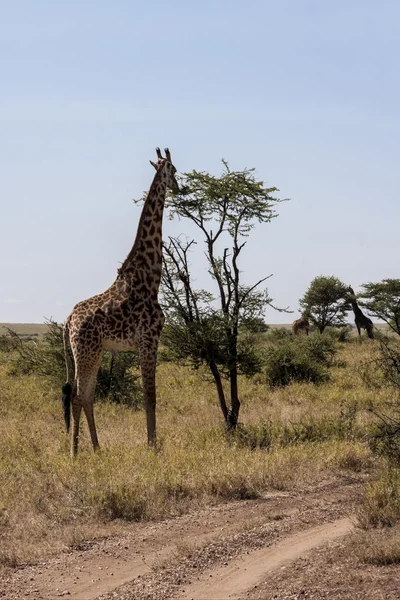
[[348, 286, 374, 339], [292, 313, 310, 336], [62, 148, 179, 457]]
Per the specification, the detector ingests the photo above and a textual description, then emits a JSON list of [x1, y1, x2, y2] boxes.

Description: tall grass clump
[[358, 466, 400, 528], [233, 402, 362, 451]]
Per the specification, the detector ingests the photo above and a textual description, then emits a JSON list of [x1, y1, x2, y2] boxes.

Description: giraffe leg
[[72, 352, 102, 456], [81, 364, 102, 453], [139, 339, 158, 447], [83, 394, 100, 452], [71, 383, 82, 458]]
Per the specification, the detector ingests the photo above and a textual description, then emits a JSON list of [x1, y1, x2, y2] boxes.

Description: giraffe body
[[292, 314, 310, 336], [348, 286, 374, 339], [62, 148, 179, 456]]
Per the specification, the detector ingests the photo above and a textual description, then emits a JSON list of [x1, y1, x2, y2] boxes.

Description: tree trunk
[[208, 359, 228, 421], [228, 364, 240, 429], [227, 328, 240, 429]]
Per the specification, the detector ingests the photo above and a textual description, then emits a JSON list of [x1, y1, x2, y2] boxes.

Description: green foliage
[[161, 311, 264, 379], [264, 332, 337, 387], [160, 160, 284, 424], [240, 316, 269, 333], [299, 275, 350, 333], [8, 320, 142, 408], [8, 320, 67, 383], [166, 159, 282, 232], [0, 334, 18, 353], [266, 327, 292, 342], [96, 351, 143, 408], [324, 325, 353, 343], [161, 314, 227, 369], [360, 278, 400, 335]]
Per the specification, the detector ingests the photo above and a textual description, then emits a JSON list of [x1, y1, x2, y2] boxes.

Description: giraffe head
[[348, 285, 355, 296], [150, 147, 179, 194], [347, 286, 357, 303]]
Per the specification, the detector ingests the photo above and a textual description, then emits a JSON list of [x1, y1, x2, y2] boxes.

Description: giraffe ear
[[149, 160, 157, 170]]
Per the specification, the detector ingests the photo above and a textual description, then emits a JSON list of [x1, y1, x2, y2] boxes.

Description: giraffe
[[292, 313, 310, 336], [347, 285, 374, 339], [62, 148, 179, 457]]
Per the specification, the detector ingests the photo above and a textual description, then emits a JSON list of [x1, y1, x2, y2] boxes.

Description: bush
[[265, 327, 292, 342], [8, 320, 143, 408], [264, 332, 337, 387], [324, 325, 353, 343], [96, 351, 143, 408], [0, 334, 18, 353]]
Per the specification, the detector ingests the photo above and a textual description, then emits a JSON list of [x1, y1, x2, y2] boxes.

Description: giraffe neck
[[351, 300, 364, 318], [119, 168, 167, 281]]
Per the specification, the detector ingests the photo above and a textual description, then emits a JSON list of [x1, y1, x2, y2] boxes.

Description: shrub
[[96, 351, 143, 408], [324, 325, 353, 343], [8, 320, 142, 407], [265, 328, 292, 342], [0, 334, 17, 353], [264, 333, 337, 387]]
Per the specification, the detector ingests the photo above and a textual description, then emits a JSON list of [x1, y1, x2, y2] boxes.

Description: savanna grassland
[[0, 328, 399, 586]]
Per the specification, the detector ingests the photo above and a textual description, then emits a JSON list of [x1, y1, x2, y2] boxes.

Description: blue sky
[[1, 0, 399, 323]]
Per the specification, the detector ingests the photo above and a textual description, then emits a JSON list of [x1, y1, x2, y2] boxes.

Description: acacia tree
[[359, 279, 400, 336], [161, 161, 283, 428], [299, 275, 349, 333]]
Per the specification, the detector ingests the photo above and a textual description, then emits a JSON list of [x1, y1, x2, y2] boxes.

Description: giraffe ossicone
[[62, 148, 179, 456]]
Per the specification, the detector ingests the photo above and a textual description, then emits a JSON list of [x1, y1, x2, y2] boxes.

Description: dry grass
[[355, 524, 400, 565], [0, 338, 394, 568], [358, 466, 400, 528]]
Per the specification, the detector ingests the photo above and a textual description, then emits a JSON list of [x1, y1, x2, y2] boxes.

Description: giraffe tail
[[62, 318, 72, 433]]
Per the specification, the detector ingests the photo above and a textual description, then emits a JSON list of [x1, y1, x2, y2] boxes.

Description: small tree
[[359, 279, 400, 336], [299, 275, 349, 333], [160, 161, 283, 427]]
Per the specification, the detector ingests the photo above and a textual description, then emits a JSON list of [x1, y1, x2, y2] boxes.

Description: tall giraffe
[[292, 313, 310, 335], [62, 148, 179, 456], [347, 285, 374, 339]]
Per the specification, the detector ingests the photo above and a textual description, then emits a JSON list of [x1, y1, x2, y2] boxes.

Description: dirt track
[[1, 476, 366, 600], [178, 517, 353, 600]]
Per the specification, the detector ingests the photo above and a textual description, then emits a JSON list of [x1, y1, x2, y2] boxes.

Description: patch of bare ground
[[0, 476, 362, 600]]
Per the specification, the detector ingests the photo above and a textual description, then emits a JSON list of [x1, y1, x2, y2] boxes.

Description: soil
[[1, 474, 399, 600]]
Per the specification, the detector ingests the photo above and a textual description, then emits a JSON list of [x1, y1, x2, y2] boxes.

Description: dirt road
[[179, 518, 353, 600], [0, 477, 368, 600]]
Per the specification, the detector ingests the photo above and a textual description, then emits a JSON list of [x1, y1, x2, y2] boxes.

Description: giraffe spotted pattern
[[62, 148, 179, 456]]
